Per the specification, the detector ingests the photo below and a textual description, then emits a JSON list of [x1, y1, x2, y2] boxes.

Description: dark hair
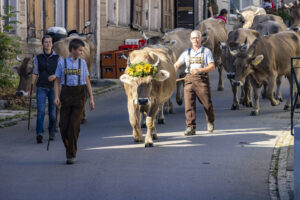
[[69, 38, 85, 52], [219, 9, 228, 16], [42, 35, 53, 44]]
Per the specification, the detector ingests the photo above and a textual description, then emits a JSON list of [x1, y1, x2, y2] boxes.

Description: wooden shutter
[[133, 0, 143, 27], [27, 0, 42, 38], [162, 0, 174, 32], [66, 0, 90, 33], [44, 0, 55, 31], [150, 0, 161, 31], [107, 0, 117, 25], [119, 0, 130, 26]]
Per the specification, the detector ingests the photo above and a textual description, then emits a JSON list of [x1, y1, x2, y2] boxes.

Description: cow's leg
[[284, 75, 297, 110], [141, 112, 146, 128], [145, 105, 159, 147], [157, 104, 165, 124], [250, 79, 260, 116], [217, 66, 224, 91], [266, 76, 280, 106], [128, 100, 143, 143], [275, 76, 283, 102], [176, 79, 184, 105], [243, 77, 253, 107], [261, 83, 267, 99], [168, 99, 174, 114], [230, 80, 240, 110]]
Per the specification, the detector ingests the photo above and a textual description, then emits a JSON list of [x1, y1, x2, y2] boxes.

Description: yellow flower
[[143, 64, 152, 74], [128, 67, 134, 76], [135, 65, 143, 73]]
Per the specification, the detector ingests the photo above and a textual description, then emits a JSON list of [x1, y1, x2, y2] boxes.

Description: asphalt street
[[0, 70, 297, 200]]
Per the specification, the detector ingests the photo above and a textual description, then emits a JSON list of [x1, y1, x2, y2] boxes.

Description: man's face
[[190, 32, 202, 48], [43, 38, 52, 51], [71, 46, 84, 58]]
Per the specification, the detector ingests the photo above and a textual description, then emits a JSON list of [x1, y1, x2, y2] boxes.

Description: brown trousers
[[59, 85, 87, 159], [184, 73, 215, 129]]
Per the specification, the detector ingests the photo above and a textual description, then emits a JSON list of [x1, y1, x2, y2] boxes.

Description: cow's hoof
[[134, 138, 144, 143], [277, 96, 283, 102], [284, 105, 291, 110], [246, 101, 253, 107], [145, 143, 154, 148], [141, 123, 146, 128], [81, 119, 87, 124], [176, 98, 183, 106], [271, 100, 280, 106], [158, 118, 165, 124], [231, 104, 239, 110], [152, 134, 158, 140], [250, 111, 259, 116], [217, 86, 224, 91]]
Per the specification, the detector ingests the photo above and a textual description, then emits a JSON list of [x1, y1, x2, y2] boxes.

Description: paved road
[[0, 70, 297, 200]]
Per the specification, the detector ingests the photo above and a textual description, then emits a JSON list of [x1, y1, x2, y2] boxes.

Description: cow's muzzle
[[232, 80, 243, 87], [227, 72, 235, 80], [16, 90, 29, 97], [137, 98, 149, 106]]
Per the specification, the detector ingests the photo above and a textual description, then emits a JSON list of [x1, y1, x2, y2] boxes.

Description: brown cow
[[284, 1, 300, 31], [120, 47, 176, 147], [197, 18, 227, 91], [231, 31, 300, 115]]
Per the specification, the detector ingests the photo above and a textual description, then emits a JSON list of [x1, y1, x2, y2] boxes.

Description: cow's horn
[[236, 9, 240, 14], [141, 30, 149, 41], [162, 33, 167, 40], [153, 57, 160, 67], [230, 49, 238, 56], [254, 8, 260, 15], [16, 55, 22, 62]]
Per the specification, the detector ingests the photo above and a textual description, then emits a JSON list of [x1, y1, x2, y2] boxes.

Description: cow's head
[[232, 42, 264, 86], [13, 57, 34, 97], [120, 52, 170, 106], [285, 1, 300, 29]]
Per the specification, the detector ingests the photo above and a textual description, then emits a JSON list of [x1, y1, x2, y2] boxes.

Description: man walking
[[32, 35, 62, 143], [174, 30, 215, 135]]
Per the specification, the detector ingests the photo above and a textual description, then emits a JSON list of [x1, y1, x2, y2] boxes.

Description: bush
[[0, 6, 22, 89]]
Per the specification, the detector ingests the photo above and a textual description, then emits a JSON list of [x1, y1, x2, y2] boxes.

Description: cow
[[252, 14, 284, 25], [141, 28, 192, 105], [231, 31, 300, 115], [14, 35, 95, 123], [120, 47, 176, 147], [197, 18, 227, 91], [220, 29, 259, 110], [250, 20, 287, 36], [284, 0, 300, 31], [234, 6, 266, 29]]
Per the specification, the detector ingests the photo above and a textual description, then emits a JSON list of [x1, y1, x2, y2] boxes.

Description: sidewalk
[[0, 79, 122, 128]]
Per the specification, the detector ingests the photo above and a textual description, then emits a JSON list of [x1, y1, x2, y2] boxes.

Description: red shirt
[[216, 16, 227, 23]]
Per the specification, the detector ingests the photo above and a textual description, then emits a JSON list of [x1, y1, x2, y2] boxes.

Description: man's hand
[[89, 98, 95, 111], [54, 97, 61, 107], [48, 75, 56, 82]]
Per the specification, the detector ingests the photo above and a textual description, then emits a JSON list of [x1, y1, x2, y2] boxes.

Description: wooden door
[[66, 0, 90, 33], [27, 0, 42, 38], [175, 0, 194, 29], [44, 0, 55, 31]]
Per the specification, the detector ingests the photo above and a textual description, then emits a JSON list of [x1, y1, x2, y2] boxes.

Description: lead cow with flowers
[[120, 47, 176, 147]]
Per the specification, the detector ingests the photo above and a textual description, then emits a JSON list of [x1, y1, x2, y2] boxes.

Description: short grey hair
[[190, 30, 202, 38]]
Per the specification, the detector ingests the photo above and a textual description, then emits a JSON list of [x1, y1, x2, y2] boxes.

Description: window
[[107, 0, 130, 26], [230, 0, 254, 14]]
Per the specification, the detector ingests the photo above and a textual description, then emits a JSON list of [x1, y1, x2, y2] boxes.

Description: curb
[[269, 128, 294, 200]]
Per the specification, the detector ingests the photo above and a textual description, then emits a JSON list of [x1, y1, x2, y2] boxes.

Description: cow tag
[[155, 70, 170, 82], [120, 74, 136, 85], [252, 55, 264, 66]]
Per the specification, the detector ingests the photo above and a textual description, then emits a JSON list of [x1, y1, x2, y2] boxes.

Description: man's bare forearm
[[54, 78, 60, 99]]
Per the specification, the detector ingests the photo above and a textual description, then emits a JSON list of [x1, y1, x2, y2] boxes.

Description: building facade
[[0, 0, 262, 78]]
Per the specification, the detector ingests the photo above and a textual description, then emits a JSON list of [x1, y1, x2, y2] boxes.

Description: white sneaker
[[207, 122, 214, 133]]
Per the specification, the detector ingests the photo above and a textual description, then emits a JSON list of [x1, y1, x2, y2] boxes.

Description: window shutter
[[133, 0, 143, 28]]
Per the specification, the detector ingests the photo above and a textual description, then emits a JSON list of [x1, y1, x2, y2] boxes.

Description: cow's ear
[[252, 55, 264, 66], [250, 30, 260, 38], [155, 70, 170, 82], [11, 65, 20, 73], [167, 40, 177, 49], [120, 74, 135, 85]]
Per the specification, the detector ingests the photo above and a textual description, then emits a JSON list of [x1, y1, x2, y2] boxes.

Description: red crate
[[101, 51, 116, 66], [119, 45, 139, 50]]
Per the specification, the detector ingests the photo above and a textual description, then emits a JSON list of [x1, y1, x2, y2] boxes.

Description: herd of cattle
[[12, 1, 300, 147]]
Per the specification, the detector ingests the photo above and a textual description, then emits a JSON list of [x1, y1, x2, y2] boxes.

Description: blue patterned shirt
[[55, 57, 89, 86]]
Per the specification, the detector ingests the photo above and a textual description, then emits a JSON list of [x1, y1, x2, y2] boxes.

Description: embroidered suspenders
[[64, 58, 81, 86], [185, 47, 205, 74]]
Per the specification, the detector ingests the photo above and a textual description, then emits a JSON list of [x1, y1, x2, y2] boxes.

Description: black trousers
[[59, 85, 87, 158]]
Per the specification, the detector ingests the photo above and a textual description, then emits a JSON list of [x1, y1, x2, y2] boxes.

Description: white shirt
[[178, 46, 214, 73]]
